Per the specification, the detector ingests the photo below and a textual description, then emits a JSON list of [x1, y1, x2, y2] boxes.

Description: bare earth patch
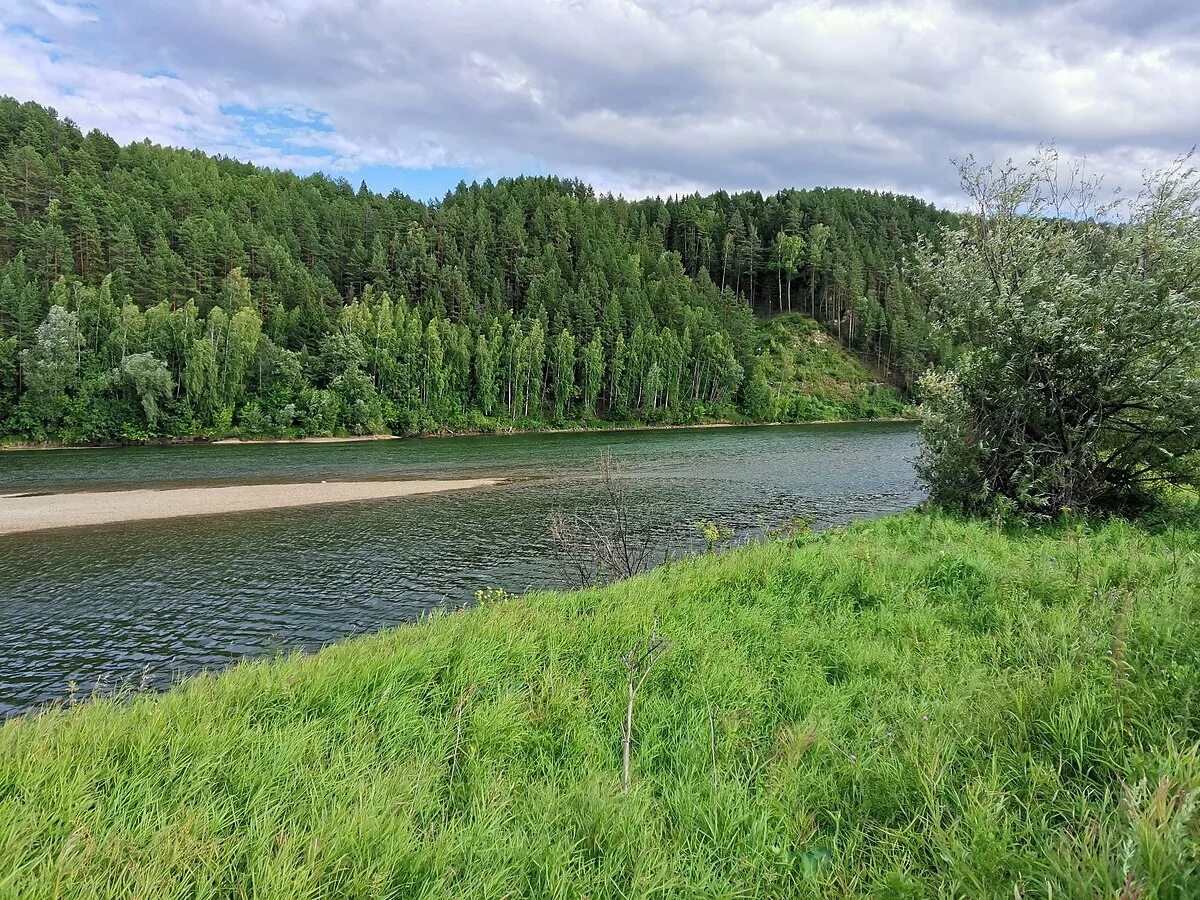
[[0, 478, 501, 535]]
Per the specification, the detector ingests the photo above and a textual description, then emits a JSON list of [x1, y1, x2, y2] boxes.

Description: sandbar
[[0, 478, 500, 535]]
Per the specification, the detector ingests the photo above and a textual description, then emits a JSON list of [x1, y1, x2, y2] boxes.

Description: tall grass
[[756, 314, 910, 421], [2, 512, 1198, 897]]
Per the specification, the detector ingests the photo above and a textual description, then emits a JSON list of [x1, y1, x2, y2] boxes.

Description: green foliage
[[2, 511, 1198, 896], [918, 151, 1200, 520], [693, 518, 735, 552], [755, 314, 909, 421], [117, 352, 173, 428], [551, 328, 576, 420], [0, 97, 921, 442], [19, 303, 80, 424]]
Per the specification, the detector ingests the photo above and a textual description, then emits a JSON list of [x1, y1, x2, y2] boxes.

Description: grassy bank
[[2, 512, 1198, 897], [756, 314, 909, 422]]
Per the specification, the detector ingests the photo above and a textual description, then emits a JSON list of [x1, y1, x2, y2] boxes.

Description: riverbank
[[0, 478, 502, 535], [0, 415, 918, 452], [2, 510, 1197, 896]]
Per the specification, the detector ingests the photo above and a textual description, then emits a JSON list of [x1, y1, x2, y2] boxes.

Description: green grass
[[3, 512, 1199, 897], [757, 314, 911, 421]]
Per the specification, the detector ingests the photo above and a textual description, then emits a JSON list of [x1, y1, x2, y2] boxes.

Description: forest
[[0, 97, 948, 443]]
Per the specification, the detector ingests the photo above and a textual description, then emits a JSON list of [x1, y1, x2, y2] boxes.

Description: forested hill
[[0, 97, 948, 443]]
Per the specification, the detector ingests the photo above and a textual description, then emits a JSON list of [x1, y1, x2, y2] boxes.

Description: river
[[0, 422, 921, 715]]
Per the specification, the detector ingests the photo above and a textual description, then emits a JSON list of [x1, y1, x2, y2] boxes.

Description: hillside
[[0, 97, 927, 443], [2, 511, 1197, 897], [756, 314, 907, 421]]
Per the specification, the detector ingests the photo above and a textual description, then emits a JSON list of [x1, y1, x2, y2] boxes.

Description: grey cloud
[[7, 0, 1199, 204], [953, 0, 1200, 39]]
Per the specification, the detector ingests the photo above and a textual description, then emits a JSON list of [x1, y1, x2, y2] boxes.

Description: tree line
[[648, 187, 954, 380], [0, 97, 926, 442]]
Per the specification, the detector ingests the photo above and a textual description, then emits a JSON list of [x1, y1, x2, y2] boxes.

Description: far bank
[[0, 413, 917, 453]]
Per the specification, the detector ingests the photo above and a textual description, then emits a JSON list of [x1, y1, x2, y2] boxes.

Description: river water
[[0, 423, 922, 716]]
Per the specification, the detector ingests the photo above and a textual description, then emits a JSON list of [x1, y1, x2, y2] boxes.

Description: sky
[[2, 0, 1198, 205]]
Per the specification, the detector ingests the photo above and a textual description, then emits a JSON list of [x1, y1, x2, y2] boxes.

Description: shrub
[[918, 150, 1200, 519]]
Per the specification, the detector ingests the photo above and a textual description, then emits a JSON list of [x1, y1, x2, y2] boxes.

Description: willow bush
[[917, 150, 1200, 520]]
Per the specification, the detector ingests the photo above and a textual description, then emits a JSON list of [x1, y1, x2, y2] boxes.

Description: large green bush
[[918, 152, 1200, 519]]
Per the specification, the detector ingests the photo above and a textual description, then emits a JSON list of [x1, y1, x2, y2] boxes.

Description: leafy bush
[[918, 151, 1200, 519], [237, 400, 268, 437]]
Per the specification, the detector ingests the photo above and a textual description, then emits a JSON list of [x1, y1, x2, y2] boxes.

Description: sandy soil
[[0, 478, 501, 535]]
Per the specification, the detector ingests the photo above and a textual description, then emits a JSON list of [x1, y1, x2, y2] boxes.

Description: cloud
[[2, 0, 1197, 204], [954, 0, 1200, 41], [30, 0, 98, 27]]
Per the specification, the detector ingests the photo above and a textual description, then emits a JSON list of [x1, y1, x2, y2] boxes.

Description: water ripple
[[0, 423, 921, 715]]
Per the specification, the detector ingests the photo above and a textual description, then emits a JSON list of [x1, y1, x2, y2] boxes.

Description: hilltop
[[0, 97, 936, 443]]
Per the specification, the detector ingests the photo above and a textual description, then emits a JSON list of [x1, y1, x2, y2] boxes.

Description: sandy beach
[[0, 478, 501, 535]]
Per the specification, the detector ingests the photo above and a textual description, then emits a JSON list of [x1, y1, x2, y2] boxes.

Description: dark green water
[[0, 423, 921, 716]]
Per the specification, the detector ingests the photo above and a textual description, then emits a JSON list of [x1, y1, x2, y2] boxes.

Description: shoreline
[[0, 477, 502, 535], [0, 417, 918, 453]]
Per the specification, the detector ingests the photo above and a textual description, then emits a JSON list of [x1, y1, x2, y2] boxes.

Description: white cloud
[[32, 0, 98, 27], [0, 29, 232, 149]]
